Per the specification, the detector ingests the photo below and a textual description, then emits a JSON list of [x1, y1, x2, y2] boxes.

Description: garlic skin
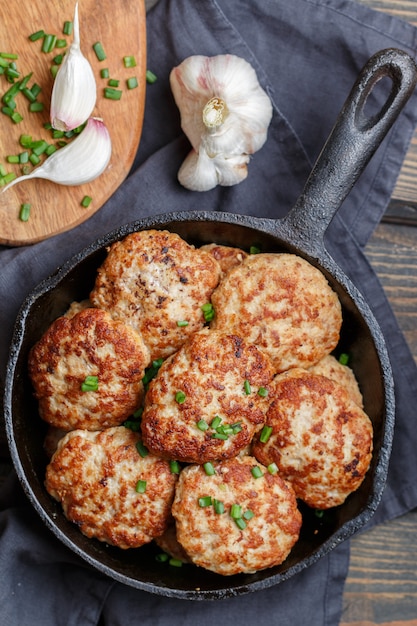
[[2, 117, 111, 191], [170, 54, 273, 191], [50, 2, 97, 131]]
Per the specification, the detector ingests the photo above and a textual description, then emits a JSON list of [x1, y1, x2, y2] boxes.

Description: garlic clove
[[2, 117, 112, 191], [50, 2, 97, 131], [178, 145, 249, 192]]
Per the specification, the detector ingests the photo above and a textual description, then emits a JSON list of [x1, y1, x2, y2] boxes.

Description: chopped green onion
[[230, 504, 242, 519], [212, 432, 228, 440], [213, 499, 225, 514], [249, 245, 261, 254], [108, 78, 120, 87], [0, 52, 18, 60], [6, 155, 19, 164], [19, 134, 32, 147], [234, 517, 247, 530], [0, 164, 6, 177], [11, 111, 23, 124], [63, 21, 73, 36], [127, 76, 138, 90], [170, 460, 181, 474], [198, 496, 212, 508], [29, 30, 45, 42], [267, 462, 279, 475], [22, 87, 37, 103], [243, 509, 255, 520], [155, 552, 169, 562], [196, 419, 209, 431], [2, 172, 16, 184], [104, 87, 122, 100], [175, 391, 186, 404], [53, 54, 64, 65], [42, 34, 57, 53], [314, 509, 325, 519], [176, 320, 189, 327], [45, 145, 57, 156], [338, 352, 350, 365], [29, 101, 44, 113], [19, 203, 31, 222], [135, 479, 147, 493], [257, 386, 268, 398], [31, 83, 41, 98], [169, 558, 183, 567], [251, 466, 264, 479], [50, 65, 60, 78], [243, 379, 251, 395], [201, 302, 215, 322], [81, 375, 99, 392], [81, 195, 92, 208], [146, 69, 157, 84], [21, 164, 32, 176], [123, 55, 137, 68], [19, 151, 29, 164], [19, 73, 33, 90], [100, 68, 110, 79], [55, 39, 67, 49], [259, 425, 273, 444], [32, 140, 48, 155], [231, 422, 242, 434], [135, 441, 149, 458], [203, 462, 216, 476], [210, 415, 222, 429], [29, 153, 40, 165], [93, 41, 107, 61], [142, 358, 163, 386]]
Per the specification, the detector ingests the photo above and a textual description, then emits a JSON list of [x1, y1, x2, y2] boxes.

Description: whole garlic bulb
[[170, 54, 273, 192]]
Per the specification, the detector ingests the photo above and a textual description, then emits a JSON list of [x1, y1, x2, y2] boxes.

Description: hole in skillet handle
[[280, 48, 417, 257]]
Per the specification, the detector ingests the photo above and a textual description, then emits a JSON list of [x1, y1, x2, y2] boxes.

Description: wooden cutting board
[[0, 0, 146, 246]]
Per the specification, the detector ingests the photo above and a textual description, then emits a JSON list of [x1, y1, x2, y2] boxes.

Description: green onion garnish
[[234, 517, 247, 530], [104, 87, 122, 100], [198, 496, 212, 508], [249, 245, 261, 254], [127, 76, 138, 90], [169, 558, 183, 567], [338, 352, 350, 365], [243, 379, 251, 395], [169, 460, 181, 474], [108, 78, 120, 87], [19, 203, 31, 222], [63, 21, 73, 36], [196, 419, 209, 431], [213, 499, 225, 514], [135, 479, 147, 493], [81, 375, 99, 391], [155, 552, 169, 562], [209, 416, 221, 429], [259, 425, 273, 444], [251, 466, 263, 479], [257, 386, 268, 397], [267, 463, 279, 475], [243, 509, 254, 520], [176, 320, 189, 327], [146, 69, 157, 84], [201, 302, 215, 322], [123, 55, 137, 68], [100, 68, 110, 79], [135, 441, 149, 458], [29, 101, 44, 113], [81, 195, 92, 208], [93, 41, 107, 61], [175, 391, 186, 404], [230, 504, 242, 519], [42, 34, 57, 54], [203, 462, 216, 476], [212, 432, 228, 440], [29, 30, 45, 42]]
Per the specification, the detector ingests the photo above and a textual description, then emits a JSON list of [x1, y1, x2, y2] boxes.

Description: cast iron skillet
[[4, 48, 417, 599]]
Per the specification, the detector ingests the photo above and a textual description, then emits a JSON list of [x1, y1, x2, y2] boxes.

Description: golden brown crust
[[172, 456, 301, 575], [211, 253, 342, 373], [309, 354, 363, 408], [141, 329, 275, 463], [29, 308, 150, 431], [200, 243, 248, 278], [45, 427, 178, 549], [90, 230, 221, 361], [252, 368, 373, 509]]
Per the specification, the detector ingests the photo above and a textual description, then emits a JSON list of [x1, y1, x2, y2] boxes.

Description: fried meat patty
[[45, 427, 177, 549], [200, 243, 248, 278], [141, 329, 275, 463], [252, 368, 373, 509], [172, 455, 302, 575], [29, 307, 150, 431], [90, 230, 221, 361], [309, 354, 363, 408], [211, 253, 342, 372]]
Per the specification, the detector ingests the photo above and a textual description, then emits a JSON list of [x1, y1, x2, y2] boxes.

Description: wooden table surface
[[342, 2, 417, 625]]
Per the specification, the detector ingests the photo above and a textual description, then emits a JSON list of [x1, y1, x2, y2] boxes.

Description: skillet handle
[[281, 48, 417, 255]]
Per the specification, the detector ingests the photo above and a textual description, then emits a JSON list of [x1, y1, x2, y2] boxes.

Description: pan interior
[[6, 216, 390, 599]]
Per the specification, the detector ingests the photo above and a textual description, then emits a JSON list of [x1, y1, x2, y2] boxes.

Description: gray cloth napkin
[[1, 1, 417, 624]]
